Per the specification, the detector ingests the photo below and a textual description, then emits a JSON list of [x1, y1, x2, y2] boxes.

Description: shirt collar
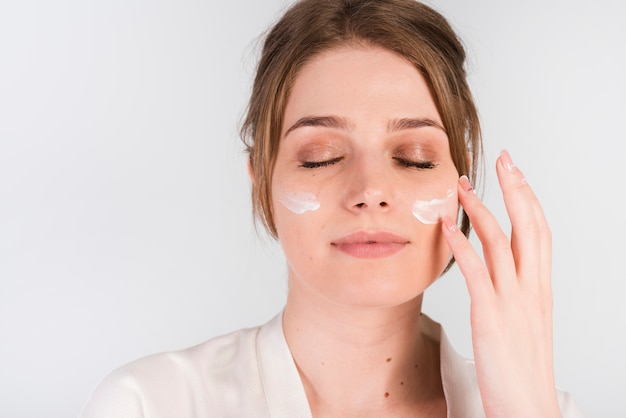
[[257, 312, 313, 418], [420, 314, 485, 418]]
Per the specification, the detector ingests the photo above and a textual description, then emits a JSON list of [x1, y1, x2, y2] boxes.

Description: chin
[[286, 245, 451, 308], [322, 269, 438, 308]]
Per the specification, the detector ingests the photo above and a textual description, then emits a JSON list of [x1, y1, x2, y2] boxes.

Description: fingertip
[[459, 175, 475, 194], [499, 149, 515, 171], [441, 215, 458, 234], [497, 149, 530, 189]]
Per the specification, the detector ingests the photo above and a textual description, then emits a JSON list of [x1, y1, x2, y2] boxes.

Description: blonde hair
[[241, 0, 481, 241]]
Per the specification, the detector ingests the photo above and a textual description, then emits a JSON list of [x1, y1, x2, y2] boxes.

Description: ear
[[247, 156, 255, 184]]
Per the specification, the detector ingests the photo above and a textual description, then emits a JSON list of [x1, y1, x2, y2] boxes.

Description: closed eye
[[299, 156, 344, 169], [393, 158, 438, 170]]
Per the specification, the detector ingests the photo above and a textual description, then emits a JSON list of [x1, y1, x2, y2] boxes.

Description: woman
[[80, 0, 584, 416]]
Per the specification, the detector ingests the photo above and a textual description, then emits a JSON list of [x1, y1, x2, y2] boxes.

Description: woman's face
[[272, 46, 459, 308]]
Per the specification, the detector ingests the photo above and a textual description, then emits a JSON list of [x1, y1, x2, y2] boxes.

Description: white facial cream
[[278, 191, 320, 214], [412, 189, 455, 225]]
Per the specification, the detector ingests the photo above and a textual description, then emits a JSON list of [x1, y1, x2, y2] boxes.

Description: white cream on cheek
[[277, 190, 321, 214], [412, 189, 455, 225]]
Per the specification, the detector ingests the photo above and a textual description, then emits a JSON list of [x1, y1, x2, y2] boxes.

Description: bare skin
[[273, 45, 451, 417], [442, 154, 562, 418], [271, 45, 561, 417], [283, 289, 446, 417]]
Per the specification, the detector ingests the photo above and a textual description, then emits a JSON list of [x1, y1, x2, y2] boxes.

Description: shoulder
[[79, 325, 264, 418]]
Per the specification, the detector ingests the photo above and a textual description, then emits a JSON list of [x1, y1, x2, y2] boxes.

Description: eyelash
[[393, 158, 438, 170], [298, 157, 437, 170], [298, 157, 344, 169]]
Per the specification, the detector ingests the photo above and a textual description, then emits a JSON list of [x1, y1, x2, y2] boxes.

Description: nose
[[344, 157, 394, 212]]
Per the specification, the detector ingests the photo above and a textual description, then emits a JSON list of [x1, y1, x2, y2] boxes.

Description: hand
[[442, 150, 562, 418]]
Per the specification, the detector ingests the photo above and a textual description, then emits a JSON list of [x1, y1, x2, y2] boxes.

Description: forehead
[[282, 45, 441, 134]]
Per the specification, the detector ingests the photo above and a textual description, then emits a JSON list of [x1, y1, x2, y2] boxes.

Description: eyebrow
[[387, 117, 446, 133], [284, 116, 352, 137], [283, 115, 445, 137]]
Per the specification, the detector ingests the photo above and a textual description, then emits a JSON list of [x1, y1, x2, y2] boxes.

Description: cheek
[[410, 187, 458, 225], [272, 186, 325, 251], [271, 163, 324, 216], [275, 188, 321, 215]]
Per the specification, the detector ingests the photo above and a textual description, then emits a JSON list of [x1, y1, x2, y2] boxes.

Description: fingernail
[[459, 175, 475, 193], [500, 150, 528, 184], [442, 216, 458, 232], [500, 150, 515, 171]]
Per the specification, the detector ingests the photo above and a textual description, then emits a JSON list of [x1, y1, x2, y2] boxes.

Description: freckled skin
[[273, 46, 459, 308], [276, 46, 451, 417]]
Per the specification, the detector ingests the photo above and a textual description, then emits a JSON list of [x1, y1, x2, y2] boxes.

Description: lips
[[331, 231, 409, 258]]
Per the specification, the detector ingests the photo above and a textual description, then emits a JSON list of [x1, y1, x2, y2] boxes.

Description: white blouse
[[79, 312, 584, 418]]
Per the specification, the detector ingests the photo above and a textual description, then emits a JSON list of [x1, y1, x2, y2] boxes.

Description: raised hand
[[442, 150, 562, 418]]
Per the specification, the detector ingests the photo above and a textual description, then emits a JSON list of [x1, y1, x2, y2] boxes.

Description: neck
[[282, 279, 445, 416]]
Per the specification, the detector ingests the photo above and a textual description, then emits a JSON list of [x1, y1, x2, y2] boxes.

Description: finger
[[497, 150, 551, 287], [442, 215, 494, 303], [514, 161, 553, 290], [457, 175, 517, 295]]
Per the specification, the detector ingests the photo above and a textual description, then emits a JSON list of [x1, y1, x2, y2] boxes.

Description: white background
[[1, 0, 624, 416]]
